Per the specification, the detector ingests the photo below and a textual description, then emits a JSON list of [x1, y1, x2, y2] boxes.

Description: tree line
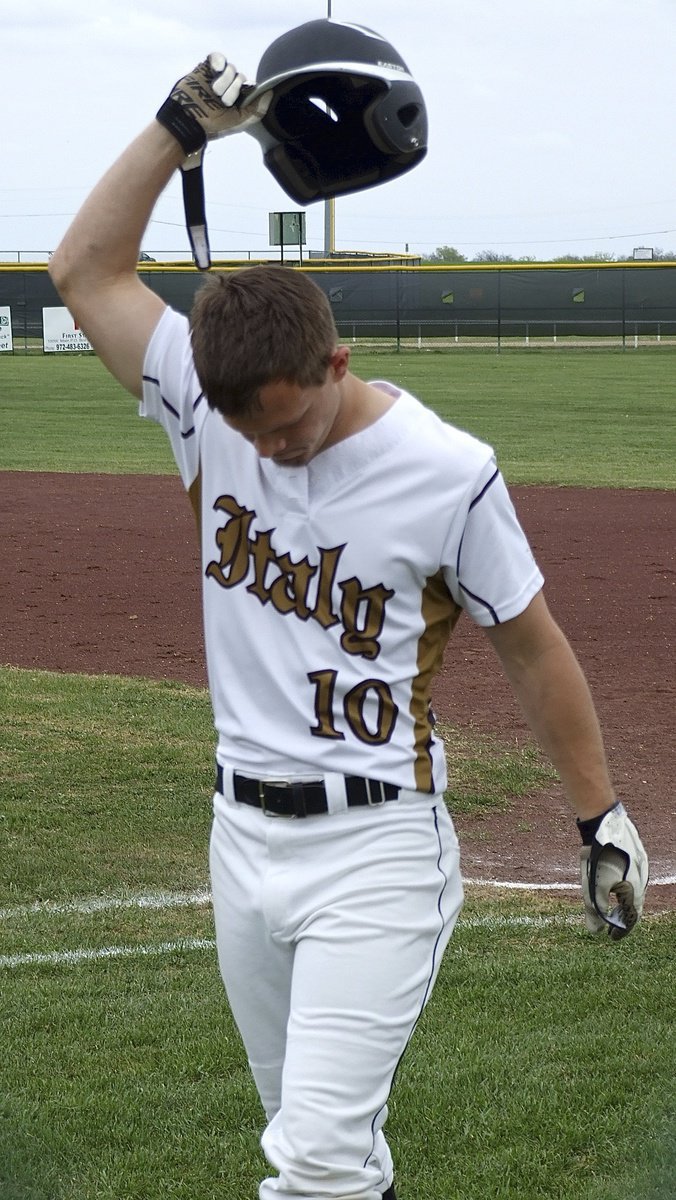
[[421, 246, 676, 264]]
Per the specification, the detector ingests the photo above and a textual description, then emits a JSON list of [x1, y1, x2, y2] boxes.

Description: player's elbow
[[49, 240, 82, 305], [49, 238, 106, 331]]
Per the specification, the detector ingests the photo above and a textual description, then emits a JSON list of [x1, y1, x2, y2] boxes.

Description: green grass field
[[1, 350, 675, 485], [2, 669, 674, 1200], [1, 352, 674, 1199]]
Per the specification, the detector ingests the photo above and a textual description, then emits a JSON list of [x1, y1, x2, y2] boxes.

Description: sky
[[2, 0, 676, 263]]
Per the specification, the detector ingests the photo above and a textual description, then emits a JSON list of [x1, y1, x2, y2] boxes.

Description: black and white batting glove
[[578, 801, 649, 939], [156, 53, 270, 155], [156, 55, 271, 271]]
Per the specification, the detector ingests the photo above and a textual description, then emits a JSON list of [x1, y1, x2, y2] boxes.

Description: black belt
[[215, 763, 399, 818]]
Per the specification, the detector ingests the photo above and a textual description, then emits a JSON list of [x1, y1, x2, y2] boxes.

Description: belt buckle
[[258, 778, 296, 818], [366, 778, 386, 806]]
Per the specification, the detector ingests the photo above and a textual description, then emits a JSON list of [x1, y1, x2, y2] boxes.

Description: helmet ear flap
[[262, 139, 384, 204], [362, 84, 428, 156], [261, 142, 323, 204]]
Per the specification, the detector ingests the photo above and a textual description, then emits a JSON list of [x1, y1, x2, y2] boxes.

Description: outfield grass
[[1, 350, 674, 486], [0, 357, 172, 475], [1, 668, 674, 1200]]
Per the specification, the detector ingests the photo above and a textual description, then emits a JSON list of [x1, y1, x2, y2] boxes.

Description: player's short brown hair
[[190, 265, 338, 416]]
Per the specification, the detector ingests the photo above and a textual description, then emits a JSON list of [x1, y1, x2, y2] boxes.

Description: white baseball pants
[[209, 781, 463, 1200]]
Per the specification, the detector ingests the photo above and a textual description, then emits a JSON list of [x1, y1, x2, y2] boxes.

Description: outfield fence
[[2, 261, 676, 353], [6, 321, 676, 356]]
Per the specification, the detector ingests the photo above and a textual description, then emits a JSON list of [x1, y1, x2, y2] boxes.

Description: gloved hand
[[578, 802, 649, 940], [155, 54, 270, 271], [156, 53, 270, 156]]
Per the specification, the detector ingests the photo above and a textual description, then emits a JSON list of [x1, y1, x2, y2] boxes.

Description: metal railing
[[334, 318, 676, 352]]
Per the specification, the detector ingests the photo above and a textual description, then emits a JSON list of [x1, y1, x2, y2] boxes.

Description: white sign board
[[0, 305, 12, 352], [42, 307, 93, 353]]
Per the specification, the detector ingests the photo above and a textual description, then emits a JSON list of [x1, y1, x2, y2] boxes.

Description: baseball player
[[49, 50, 649, 1200]]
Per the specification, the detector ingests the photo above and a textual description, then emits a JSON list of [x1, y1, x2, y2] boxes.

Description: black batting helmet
[[243, 18, 428, 204]]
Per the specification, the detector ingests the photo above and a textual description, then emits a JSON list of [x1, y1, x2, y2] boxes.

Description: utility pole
[[323, 0, 335, 259]]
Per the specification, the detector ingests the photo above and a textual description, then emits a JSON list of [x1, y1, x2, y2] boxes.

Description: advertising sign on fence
[[42, 307, 92, 353], [0, 305, 12, 351]]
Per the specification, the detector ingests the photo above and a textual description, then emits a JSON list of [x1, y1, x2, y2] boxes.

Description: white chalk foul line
[[1, 875, 673, 925], [1, 917, 584, 971], [0, 937, 215, 971], [1, 877, 673, 971], [2, 908, 673, 972], [0, 888, 212, 922], [464, 875, 676, 890], [5, 909, 674, 971], [464, 878, 579, 891]]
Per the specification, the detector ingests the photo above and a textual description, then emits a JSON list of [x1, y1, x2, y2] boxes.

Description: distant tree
[[472, 250, 537, 263], [423, 247, 544, 264], [420, 245, 676, 266], [473, 250, 510, 263], [548, 251, 617, 263], [422, 245, 467, 263]]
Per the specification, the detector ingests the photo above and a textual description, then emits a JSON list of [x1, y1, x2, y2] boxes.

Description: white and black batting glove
[[156, 53, 269, 154], [156, 55, 270, 270], [156, 54, 270, 154], [578, 802, 649, 939]]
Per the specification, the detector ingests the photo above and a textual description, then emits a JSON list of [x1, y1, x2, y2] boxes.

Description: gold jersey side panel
[[188, 472, 202, 546], [412, 569, 462, 793]]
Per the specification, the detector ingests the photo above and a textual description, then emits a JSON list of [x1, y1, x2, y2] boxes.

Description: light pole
[[323, 0, 335, 258]]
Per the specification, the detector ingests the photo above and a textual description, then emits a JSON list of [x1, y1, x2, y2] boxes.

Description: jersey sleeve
[[444, 458, 544, 625], [139, 307, 207, 491]]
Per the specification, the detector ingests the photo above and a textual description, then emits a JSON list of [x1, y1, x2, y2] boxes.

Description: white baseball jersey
[[141, 307, 543, 794]]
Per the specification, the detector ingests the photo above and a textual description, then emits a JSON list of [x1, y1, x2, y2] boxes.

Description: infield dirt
[[2, 472, 673, 907]]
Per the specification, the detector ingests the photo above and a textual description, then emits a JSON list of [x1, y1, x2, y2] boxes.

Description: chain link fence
[[2, 263, 676, 352]]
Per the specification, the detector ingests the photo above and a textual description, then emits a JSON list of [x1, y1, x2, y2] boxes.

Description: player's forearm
[[50, 122, 183, 300], [486, 596, 615, 820], [501, 632, 615, 820]]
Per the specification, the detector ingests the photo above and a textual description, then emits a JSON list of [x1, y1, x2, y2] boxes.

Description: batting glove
[[156, 55, 270, 272], [578, 802, 649, 939], [156, 53, 270, 155]]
